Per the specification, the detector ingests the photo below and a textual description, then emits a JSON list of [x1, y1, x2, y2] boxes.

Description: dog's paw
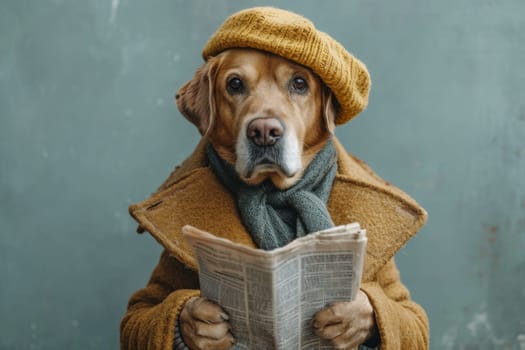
[[179, 297, 235, 350]]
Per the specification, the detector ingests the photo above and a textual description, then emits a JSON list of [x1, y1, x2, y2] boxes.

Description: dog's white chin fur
[[240, 165, 304, 190], [235, 130, 303, 190]]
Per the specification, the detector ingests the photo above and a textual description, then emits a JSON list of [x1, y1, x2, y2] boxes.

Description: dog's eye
[[227, 77, 245, 94], [290, 76, 308, 94]]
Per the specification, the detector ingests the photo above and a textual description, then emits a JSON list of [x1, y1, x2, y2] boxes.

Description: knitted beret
[[202, 7, 371, 125]]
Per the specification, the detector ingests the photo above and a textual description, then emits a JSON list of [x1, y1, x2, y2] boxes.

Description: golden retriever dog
[[122, 8, 430, 350], [174, 48, 375, 350]]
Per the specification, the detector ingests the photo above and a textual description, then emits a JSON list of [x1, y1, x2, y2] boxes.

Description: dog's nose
[[247, 118, 284, 147]]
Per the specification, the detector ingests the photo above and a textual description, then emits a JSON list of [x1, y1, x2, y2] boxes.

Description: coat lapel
[[129, 138, 427, 281]]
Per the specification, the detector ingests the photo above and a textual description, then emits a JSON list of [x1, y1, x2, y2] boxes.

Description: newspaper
[[182, 223, 367, 350]]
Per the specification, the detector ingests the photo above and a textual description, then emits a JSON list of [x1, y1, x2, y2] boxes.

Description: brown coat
[[120, 137, 429, 350]]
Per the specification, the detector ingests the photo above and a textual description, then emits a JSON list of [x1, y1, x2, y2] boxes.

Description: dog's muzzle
[[236, 117, 301, 180]]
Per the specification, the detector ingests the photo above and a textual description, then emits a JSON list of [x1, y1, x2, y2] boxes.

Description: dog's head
[[176, 48, 339, 189]]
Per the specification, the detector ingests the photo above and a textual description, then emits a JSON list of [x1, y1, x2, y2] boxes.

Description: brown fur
[[176, 48, 337, 189]]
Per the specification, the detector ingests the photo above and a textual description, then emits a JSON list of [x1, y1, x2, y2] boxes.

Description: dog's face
[[176, 49, 337, 189]]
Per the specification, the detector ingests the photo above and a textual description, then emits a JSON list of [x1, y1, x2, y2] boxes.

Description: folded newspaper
[[182, 223, 367, 350]]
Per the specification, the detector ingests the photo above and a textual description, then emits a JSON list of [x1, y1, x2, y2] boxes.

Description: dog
[[175, 48, 375, 350], [122, 7, 429, 350]]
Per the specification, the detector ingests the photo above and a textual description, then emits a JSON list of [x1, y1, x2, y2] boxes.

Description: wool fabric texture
[[206, 139, 337, 250], [122, 137, 430, 349], [202, 7, 371, 125]]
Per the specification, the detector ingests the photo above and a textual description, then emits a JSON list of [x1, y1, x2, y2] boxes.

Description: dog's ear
[[322, 86, 339, 134], [175, 58, 219, 136]]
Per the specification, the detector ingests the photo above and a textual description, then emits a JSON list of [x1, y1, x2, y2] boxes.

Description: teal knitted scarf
[[206, 139, 337, 250]]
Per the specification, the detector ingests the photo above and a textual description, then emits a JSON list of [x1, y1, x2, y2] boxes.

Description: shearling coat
[[120, 137, 429, 350]]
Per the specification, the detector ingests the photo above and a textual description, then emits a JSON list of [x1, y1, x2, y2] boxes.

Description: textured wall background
[[1, 0, 524, 349]]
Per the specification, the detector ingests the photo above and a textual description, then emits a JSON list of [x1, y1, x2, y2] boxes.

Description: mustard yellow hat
[[202, 7, 371, 125]]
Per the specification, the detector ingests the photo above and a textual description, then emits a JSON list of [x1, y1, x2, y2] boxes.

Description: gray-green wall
[[1, 1, 524, 349]]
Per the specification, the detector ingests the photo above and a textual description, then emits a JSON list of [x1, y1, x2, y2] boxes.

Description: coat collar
[[129, 137, 427, 282]]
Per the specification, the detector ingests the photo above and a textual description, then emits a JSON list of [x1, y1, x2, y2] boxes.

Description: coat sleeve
[[360, 258, 429, 350], [120, 250, 200, 350]]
